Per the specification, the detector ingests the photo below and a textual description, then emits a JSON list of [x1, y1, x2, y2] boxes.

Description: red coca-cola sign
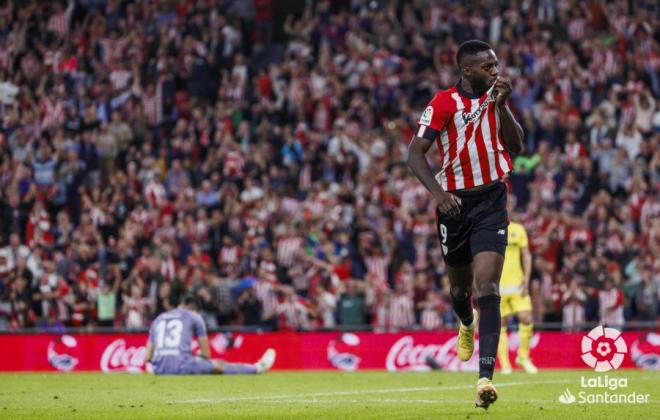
[[100, 339, 147, 373], [0, 331, 656, 372], [385, 335, 478, 371]]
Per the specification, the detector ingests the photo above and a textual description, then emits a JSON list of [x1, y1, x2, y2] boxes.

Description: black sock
[[477, 295, 501, 380], [451, 291, 474, 326]]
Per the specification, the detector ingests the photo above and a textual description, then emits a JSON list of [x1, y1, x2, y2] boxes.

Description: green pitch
[[0, 370, 657, 419]]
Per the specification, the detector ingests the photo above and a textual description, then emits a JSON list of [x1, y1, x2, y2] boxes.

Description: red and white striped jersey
[[47, 12, 69, 38], [255, 279, 278, 318], [219, 245, 242, 266], [277, 236, 303, 267], [277, 298, 310, 330], [160, 256, 178, 282], [416, 83, 513, 191], [599, 288, 624, 327], [421, 307, 442, 330], [389, 293, 415, 328], [365, 255, 389, 288]]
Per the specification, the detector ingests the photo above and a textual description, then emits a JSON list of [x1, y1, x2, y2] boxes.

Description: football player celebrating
[[408, 39, 524, 409]]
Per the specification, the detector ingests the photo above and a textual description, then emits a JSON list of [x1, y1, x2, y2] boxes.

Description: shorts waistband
[[451, 180, 503, 198]]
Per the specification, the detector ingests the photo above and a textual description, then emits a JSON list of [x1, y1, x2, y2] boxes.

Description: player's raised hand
[[434, 190, 462, 217], [493, 77, 512, 107]]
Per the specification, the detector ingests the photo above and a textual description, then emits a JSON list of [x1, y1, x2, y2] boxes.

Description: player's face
[[465, 50, 499, 94]]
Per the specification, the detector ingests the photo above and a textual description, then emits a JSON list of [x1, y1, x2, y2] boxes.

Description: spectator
[[338, 281, 366, 327], [615, 120, 643, 162], [562, 280, 587, 332], [97, 267, 121, 328], [315, 284, 337, 329], [389, 281, 414, 330], [635, 267, 659, 321], [276, 287, 310, 331], [122, 282, 150, 330], [419, 290, 443, 330], [238, 287, 262, 326], [599, 279, 625, 331]]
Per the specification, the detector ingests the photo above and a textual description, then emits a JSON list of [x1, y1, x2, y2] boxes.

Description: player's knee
[[518, 312, 532, 325], [450, 286, 471, 301], [476, 282, 499, 298]]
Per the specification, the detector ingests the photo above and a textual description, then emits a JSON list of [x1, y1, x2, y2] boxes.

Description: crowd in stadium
[[0, 0, 658, 332]]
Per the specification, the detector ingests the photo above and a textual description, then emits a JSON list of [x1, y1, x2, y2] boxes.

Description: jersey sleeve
[[416, 93, 452, 140], [192, 313, 208, 338]]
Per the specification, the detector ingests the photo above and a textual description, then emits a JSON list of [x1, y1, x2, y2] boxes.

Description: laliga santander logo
[[327, 333, 361, 371], [100, 339, 147, 373], [47, 335, 79, 371], [581, 326, 628, 372]]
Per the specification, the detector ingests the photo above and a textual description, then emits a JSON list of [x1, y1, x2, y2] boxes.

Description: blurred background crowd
[[0, 0, 657, 332]]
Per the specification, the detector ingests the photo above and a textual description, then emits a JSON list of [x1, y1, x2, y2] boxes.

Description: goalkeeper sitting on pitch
[[144, 294, 275, 375]]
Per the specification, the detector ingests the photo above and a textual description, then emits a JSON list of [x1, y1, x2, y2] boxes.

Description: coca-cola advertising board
[[0, 331, 657, 372]]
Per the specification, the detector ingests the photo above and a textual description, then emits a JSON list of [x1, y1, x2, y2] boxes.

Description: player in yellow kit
[[498, 221, 537, 374]]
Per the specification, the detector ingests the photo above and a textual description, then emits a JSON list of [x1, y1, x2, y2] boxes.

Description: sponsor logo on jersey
[[461, 95, 494, 125]]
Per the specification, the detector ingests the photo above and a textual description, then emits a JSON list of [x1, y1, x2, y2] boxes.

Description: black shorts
[[435, 181, 508, 267]]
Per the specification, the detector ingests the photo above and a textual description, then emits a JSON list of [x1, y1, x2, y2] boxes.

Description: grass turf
[[0, 370, 657, 419]]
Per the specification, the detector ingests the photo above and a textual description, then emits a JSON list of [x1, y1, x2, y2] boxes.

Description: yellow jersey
[[500, 222, 528, 293]]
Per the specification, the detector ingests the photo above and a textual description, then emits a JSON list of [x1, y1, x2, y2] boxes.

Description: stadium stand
[[0, 0, 657, 333]]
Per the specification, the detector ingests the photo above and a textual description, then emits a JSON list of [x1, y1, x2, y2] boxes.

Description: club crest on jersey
[[461, 95, 494, 125], [420, 106, 433, 126]]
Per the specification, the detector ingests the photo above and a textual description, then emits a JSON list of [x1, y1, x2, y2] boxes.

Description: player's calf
[[477, 295, 501, 380]]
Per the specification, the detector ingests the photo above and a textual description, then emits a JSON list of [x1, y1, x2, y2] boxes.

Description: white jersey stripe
[[467, 98, 484, 186]]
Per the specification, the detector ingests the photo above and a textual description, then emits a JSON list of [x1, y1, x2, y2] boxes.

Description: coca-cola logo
[[386, 336, 479, 372], [100, 339, 147, 373]]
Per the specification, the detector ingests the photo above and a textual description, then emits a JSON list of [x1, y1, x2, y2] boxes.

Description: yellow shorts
[[500, 292, 532, 317]]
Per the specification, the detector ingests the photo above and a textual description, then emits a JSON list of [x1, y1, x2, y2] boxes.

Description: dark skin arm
[[493, 78, 525, 154], [407, 136, 462, 216]]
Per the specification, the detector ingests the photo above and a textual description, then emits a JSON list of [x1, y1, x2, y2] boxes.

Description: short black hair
[[456, 40, 493, 66], [181, 293, 201, 309]]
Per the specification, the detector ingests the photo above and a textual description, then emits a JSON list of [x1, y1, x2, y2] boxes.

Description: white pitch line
[[234, 398, 660, 405], [239, 399, 445, 405], [171, 378, 573, 404]]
